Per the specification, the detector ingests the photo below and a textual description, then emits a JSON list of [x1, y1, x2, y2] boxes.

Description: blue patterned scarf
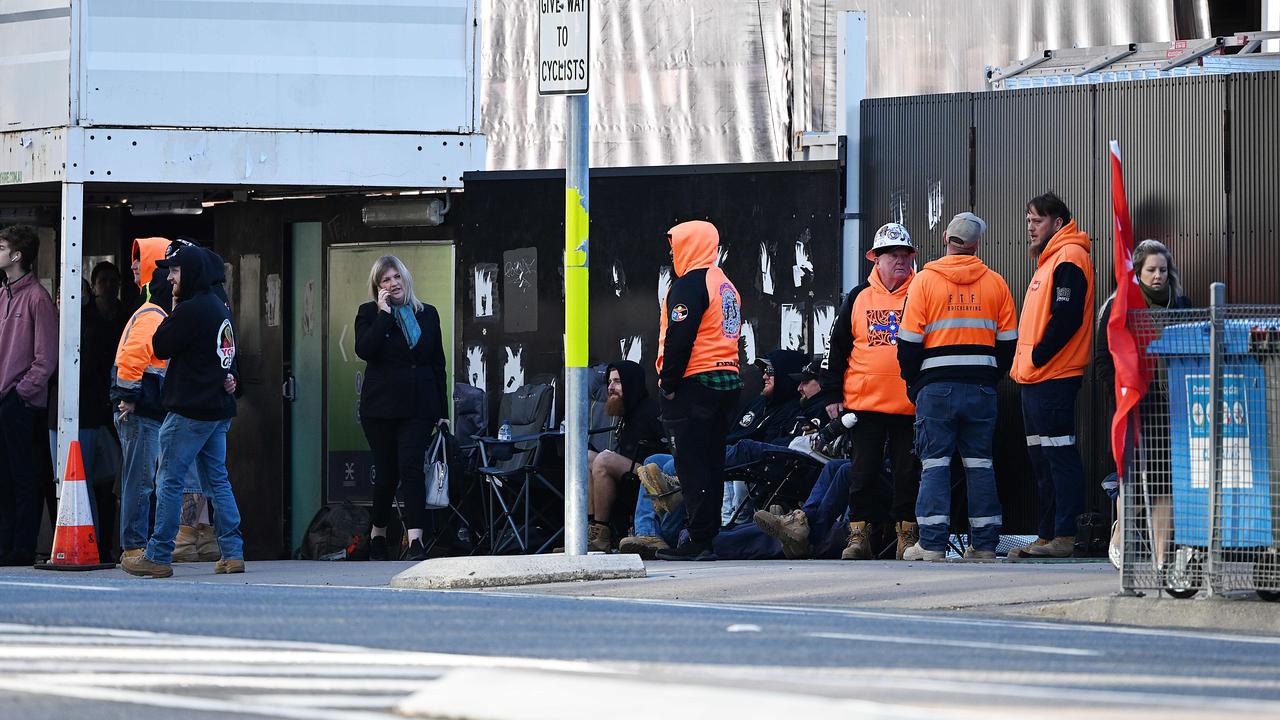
[[393, 305, 421, 349]]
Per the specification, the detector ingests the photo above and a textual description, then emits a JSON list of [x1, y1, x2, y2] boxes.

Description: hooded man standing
[[822, 222, 921, 561], [122, 243, 244, 578], [1009, 193, 1095, 559], [653, 220, 742, 561], [586, 360, 665, 552]]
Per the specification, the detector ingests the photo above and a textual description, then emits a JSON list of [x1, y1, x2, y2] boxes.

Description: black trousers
[[0, 390, 40, 554], [661, 382, 740, 543], [361, 415, 435, 531], [847, 411, 919, 523]]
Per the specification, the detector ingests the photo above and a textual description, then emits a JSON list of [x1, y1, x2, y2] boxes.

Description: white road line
[[234, 693, 407, 709], [808, 631, 1103, 657], [36, 673, 441, 691], [0, 580, 119, 592]]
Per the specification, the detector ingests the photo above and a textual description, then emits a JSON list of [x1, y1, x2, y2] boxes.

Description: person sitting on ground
[[585, 360, 666, 553]]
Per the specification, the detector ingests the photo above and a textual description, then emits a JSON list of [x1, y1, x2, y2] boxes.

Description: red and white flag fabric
[[1107, 140, 1150, 483]]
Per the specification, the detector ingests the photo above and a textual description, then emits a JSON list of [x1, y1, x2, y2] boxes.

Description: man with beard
[[1009, 193, 1094, 559], [585, 360, 664, 553]]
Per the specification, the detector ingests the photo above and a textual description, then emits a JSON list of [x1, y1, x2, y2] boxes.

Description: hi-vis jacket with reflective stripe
[[896, 254, 1018, 401], [1010, 220, 1095, 384], [823, 265, 915, 415], [110, 237, 170, 422]]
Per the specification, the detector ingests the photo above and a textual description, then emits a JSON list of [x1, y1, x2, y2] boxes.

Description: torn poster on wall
[[265, 274, 281, 328], [716, 246, 729, 267], [657, 265, 673, 308], [812, 302, 836, 356], [610, 259, 628, 298], [890, 188, 908, 226], [503, 249, 537, 333], [927, 179, 944, 230], [302, 280, 316, 337], [619, 335, 643, 364], [465, 344, 487, 395], [502, 344, 526, 392], [759, 242, 775, 296], [740, 321, 757, 365], [780, 303, 806, 352], [472, 263, 498, 319], [793, 229, 813, 288]]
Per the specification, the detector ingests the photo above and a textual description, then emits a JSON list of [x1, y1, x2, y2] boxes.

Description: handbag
[[424, 428, 451, 509]]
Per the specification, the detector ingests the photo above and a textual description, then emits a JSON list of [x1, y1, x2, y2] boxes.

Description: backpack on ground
[[296, 502, 371, 560]]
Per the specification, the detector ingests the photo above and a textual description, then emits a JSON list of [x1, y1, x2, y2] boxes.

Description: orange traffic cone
[[35, 441, 115, 571]]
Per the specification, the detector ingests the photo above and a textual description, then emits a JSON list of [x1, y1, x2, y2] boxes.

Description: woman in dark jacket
[[355, 256, 448, 561], [1094, 239, 1191, 570]]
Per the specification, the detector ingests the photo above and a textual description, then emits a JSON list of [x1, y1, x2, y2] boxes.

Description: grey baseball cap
[[946, 212, 988, 246]]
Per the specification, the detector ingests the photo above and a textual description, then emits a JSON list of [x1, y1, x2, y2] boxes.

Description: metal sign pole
[[1206, 281, 1226, 596], [563, 93, 590, 556]]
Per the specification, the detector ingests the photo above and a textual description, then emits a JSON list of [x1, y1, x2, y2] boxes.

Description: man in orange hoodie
[[1009, 193, 1095, 559], [653, 220, 742, 561], [897, 213, 1018, 561], [821, 222, 920, 560]]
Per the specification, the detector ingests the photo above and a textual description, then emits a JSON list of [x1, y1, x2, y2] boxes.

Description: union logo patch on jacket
[[719, 282, 741, 339], [217, 319, 236, 370], [865, 309, 900, 347]]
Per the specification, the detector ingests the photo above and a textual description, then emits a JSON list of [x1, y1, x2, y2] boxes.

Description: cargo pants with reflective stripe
[[1020, 376, 1085, 539], [912, 381, 1002, 552]]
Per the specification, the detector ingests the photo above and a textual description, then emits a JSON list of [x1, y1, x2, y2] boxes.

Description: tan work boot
[[587, 522, 613, 553], [172, 525, 200, 563], [895, 521, 919, 560], [1006, 537, 1049, 560], [120, 548, 144, 561], [754, 509, 810, 559], [617, 535, 669, 560], [841, 521, 873, 560], [195, 524, 220, 562], [963, 547, 997, 561], [903, 543, 946, 561], [637, 463, 682, 515], [122, 554, 173, 578], [214, 558, 245, 574], [1024, 535, 1075, 558]]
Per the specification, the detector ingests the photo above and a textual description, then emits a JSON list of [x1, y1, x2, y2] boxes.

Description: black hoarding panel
[[455, 163, 843, 432], [1230, 72, 1280, 304]]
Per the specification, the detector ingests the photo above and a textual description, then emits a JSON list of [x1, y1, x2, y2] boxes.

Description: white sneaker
[[902, 543, 945, 561], [1108, 521, 1122, 570]]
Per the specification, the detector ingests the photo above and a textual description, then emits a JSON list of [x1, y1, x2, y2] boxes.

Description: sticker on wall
[[472, 263, 498, 319], [465, 344, 487, 395], [740, 321, 757, 365], [502, 344, 526, 392], [890, 188, 908, 226], [503, 249, 537, 333], [759, 242, 775, 296], [780, 303, 806, 352], [619, 335, 643, 364], [610, 259, 628, 298], [812, 302, 836, 356], [927, 179, 944, 230], [792, 229, 813, 288], [657, 265, 673, 308], [264, 274, 281, 328]]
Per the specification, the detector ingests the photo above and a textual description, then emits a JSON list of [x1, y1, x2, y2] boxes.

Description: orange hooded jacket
[[826, 265, 916, 415], [656, 221, 741, 391], [1011, 220, 1095, 384], [111, 237, 171, 420]]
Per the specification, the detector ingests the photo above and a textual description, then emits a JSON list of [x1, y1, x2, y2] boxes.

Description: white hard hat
[[870, 223, 915, 254]]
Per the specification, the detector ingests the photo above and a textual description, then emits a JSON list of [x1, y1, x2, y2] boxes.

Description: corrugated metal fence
[[861, 71, 1280, 532]]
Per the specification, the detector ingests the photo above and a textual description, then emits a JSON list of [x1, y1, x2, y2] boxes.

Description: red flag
[[1107, 141, 1150, 482]]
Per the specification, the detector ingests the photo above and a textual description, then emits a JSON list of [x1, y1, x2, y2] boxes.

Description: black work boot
[[655, 539, 717, 561]]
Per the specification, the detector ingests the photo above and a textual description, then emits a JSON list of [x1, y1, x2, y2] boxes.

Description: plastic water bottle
[[498, 422, 512, 441]]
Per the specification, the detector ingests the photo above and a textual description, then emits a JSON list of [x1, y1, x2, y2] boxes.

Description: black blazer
[[354, 301, 448, 421]]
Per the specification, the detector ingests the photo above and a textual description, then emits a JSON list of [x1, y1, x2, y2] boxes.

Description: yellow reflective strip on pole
[[565, 186, 589, 368]]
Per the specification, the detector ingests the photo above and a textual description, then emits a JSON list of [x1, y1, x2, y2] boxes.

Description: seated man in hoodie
[[585, 360, 666, 553], [618, 349, 826, 558]]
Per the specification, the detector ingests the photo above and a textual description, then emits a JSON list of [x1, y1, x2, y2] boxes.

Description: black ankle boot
[[655, 539, 716, 562], [368, 536, 387, 561], [405, 539, 428, 561]]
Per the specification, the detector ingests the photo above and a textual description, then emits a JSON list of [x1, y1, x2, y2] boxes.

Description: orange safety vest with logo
[[1011, 220, 1095, 384], [657, 220, 741, 387], [843, 267, 915, 415], [897, 255, 1018, 391]]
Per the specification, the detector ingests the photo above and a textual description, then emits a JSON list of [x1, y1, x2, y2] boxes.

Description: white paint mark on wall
[[610, 260, 627, 298], [759, 243, 774, 296], [473, 264, 496, 318], [792, 230, 813, 287], [502, 345, 525, 392], [465, 345, 486, 395], [619, 336, 643, 364], [716, 246, 729, 267], [927, 179, 944, 230], [264, 274, 281, 327], [740, 322, 757, 365], [657, 266, 673, 308], [812, 302, 836, 356], [780, 304, 805, 351]]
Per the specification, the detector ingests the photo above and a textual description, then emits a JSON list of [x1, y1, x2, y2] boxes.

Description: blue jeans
[[714, 459, 854, 559], [145, 414, 242, 564], [913, 382, 1002, 552], [116, 414, 161, 550], [47, 428, 100, 534], [1021, 377, 1085, 539]]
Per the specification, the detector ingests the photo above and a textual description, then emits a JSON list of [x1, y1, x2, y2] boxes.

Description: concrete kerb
[[389, 553, 646, 590]]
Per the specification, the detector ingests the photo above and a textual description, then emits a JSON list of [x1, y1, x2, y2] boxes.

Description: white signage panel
[[538, 0, 589, 95]]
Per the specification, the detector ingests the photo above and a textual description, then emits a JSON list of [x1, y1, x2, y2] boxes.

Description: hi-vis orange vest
[[1011, 220, 1095, 384], [844, 267, 914, 415], [656, 221, 741, 379]]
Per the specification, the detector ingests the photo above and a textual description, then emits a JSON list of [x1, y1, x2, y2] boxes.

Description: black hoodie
[[605, 360, 666, 462], [727, 349, 807, 445], [152, 246, 238, 421]]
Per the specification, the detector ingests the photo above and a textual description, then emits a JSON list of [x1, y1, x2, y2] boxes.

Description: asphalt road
[[0, 566, 1278, 718]]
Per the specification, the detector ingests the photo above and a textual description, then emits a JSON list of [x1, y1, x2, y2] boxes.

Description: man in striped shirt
[[896, 213, 1018, 561]]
